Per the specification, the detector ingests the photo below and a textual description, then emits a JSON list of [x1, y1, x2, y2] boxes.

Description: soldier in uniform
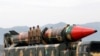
[[28, 27, 33, 45], [36, 25, 41, 44], [32, 26, 36, 45]]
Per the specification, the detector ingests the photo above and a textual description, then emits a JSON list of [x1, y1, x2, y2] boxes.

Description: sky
[[0, 0, 100, 28]]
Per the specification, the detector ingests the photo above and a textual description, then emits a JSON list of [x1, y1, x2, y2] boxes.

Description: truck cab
[[76, 41, 100, 56]]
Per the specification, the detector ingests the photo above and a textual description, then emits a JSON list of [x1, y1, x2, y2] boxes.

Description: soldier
[[28, 27, 33, 45], [36, 25, 41, 44], [32, 26, 36, 45]]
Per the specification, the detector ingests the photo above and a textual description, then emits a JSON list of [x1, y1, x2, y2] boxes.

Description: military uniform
[[36, 25, 41, 44], [28, 27, 33, 45], [32, 27, 36, 44]]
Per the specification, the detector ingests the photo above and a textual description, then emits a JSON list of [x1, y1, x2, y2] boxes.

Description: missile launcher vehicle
[[4, 24, 97, 56]]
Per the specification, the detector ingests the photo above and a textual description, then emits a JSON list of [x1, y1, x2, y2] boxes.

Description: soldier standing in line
[[32, 26, 36, 45], [28, 27, 33, 45], [36, 25, 41, 44]]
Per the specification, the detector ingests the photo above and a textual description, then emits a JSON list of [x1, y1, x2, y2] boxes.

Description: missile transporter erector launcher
[[4, 24, 97, 56]]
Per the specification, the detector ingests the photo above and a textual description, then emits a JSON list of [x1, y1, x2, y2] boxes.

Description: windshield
[[90, 41, 100, 52]]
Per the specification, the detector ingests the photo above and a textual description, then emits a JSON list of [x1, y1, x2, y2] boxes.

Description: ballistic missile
[[4, 24, 97, 47], [42, 25, 97, 44]]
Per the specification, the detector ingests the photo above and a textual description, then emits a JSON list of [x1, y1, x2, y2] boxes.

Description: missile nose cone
[[71, 26, 97, 41], [94, 30, 97, 32]]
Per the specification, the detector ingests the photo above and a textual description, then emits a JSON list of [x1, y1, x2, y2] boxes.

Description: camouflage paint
[[91, 52, 100, 56], [4, 44, 60, 56]]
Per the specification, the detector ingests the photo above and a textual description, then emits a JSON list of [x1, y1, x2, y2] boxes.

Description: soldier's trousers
[[32, 36, 36, 44], [28, 37, 33, 45], [36, 36, 41, 44]]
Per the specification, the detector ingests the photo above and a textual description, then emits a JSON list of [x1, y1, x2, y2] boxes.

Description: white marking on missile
[[66, 26, 70, 32]]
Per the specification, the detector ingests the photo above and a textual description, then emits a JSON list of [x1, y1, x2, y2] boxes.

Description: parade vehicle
[[4, 24, 97, 56]]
